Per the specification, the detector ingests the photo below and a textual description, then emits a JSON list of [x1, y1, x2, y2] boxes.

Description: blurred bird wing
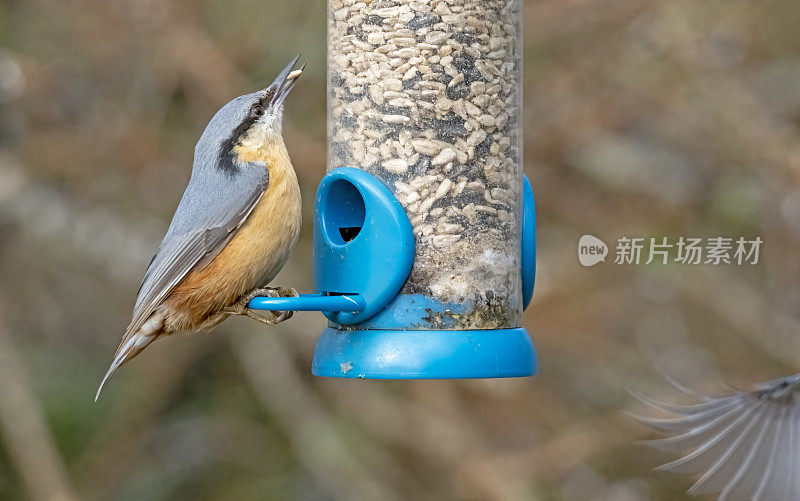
[[125, 159, 270, 342], [633, 375, 800, 500]]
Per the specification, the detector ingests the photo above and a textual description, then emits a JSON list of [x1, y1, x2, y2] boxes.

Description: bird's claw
[[223, 287, 298, 325]]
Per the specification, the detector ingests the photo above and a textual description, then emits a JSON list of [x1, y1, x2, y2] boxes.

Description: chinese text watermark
[[578, 235, 762, 267]]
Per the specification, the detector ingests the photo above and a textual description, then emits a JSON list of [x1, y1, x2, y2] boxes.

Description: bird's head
[[234, 56, 305, 150], [195, 57, 304, 171]]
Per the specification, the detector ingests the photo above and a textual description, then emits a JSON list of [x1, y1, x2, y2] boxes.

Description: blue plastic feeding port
[[313, 168, 415, 325], [247, 167, 414, 319], [521, 174, 536, 310]]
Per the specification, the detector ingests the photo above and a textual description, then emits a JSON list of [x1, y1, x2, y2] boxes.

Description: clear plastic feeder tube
[[328, 0, 523, 329]]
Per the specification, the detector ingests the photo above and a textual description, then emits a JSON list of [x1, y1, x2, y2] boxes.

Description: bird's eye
[[250, 105, 264, 118]]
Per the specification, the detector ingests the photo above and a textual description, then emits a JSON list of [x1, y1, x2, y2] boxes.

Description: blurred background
[[0, 0, 799, 499]]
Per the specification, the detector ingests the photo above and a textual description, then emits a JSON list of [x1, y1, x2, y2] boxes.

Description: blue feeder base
[[312, 328, 537, 379]]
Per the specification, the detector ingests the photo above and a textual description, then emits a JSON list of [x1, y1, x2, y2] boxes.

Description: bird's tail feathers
[[95, 313, 165, 401]]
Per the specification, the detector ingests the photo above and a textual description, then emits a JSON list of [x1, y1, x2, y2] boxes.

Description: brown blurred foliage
[[0, 0, 799, 499]]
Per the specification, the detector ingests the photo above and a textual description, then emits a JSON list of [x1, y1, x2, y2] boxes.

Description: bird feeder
[[250, 0, 536, 378]]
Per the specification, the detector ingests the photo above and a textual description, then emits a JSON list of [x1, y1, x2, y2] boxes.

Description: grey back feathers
[[124, 93, 270, 344], [164, 92, 268, 237], [631, 374, 800, 500]]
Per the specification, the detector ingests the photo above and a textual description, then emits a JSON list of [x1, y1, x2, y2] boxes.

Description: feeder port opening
[[322, 178, 366, 245]]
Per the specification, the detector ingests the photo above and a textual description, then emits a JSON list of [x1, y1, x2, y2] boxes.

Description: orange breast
[[164, 141, 302, 332]]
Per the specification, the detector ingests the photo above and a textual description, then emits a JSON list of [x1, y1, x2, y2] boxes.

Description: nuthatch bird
[[96, 57, 306, 400], [632, 372, 800, 499]]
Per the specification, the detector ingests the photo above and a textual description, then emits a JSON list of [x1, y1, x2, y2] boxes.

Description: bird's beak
[[266, 55, 305, 107]]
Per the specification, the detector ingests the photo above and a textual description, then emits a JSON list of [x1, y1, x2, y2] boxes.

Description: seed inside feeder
[[328, 0, 523, 329]]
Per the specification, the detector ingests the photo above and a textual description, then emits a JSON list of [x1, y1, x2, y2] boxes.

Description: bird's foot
[[223, 287, 299, 325]]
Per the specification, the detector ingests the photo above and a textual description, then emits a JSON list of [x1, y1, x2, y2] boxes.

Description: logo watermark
[[578, 235, 762, 267], [578, 234, 608, 267]]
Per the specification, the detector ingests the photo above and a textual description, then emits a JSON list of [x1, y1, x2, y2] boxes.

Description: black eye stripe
[[250, 94, 271, 117], [217, 94, 274, 175]]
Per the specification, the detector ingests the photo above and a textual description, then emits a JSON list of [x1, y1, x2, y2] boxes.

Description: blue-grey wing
[[126, 158, 269, 339], [632, 374, 800, 500]]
